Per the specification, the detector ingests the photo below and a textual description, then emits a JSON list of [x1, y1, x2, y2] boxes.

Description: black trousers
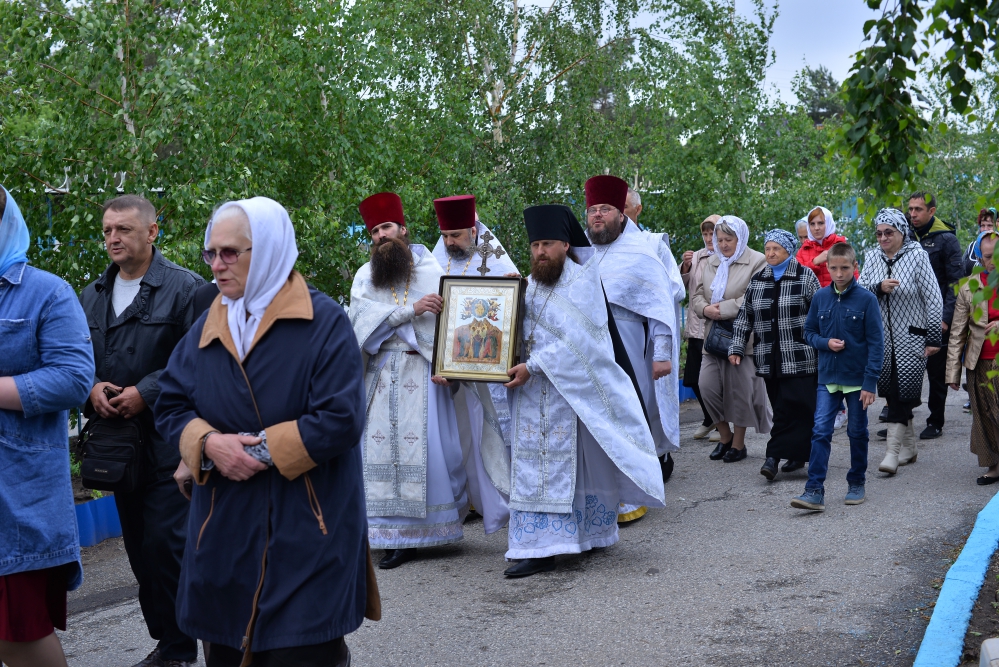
[[208, 638, 346, 667], [114, 476, 197, 662], [763, 375, 816, 462], [925, 343, 949, 428], [885, 395, 921, 424], [683, 337, 713, 428]]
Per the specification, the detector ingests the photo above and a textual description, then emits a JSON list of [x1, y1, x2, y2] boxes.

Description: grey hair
[[627, 188, 641, 207], [795, 218, 808, 232], [716, 221, 737, 237]]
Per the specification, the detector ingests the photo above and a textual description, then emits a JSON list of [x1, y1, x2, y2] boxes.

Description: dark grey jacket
[[79, 246, 204, 477], [912, 217, 964, 326]]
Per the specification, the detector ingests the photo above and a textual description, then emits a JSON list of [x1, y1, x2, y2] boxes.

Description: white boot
[[879, 423, 903, 474], [898, 419, 918, 465]]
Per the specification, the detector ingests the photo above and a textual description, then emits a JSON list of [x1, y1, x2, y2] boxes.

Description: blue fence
[[75, 496, 122, 548]]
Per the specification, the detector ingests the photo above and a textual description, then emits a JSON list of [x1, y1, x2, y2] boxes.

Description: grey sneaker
[[790, 489, 825, 511], [845, 484, 866, 505]]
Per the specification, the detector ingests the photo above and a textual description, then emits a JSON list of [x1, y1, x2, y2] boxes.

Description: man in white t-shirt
[[79, 195, 203, 667]]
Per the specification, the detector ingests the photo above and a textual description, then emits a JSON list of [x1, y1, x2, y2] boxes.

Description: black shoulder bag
[[703, 319, 736, 358], [80, 416, 144, 493]]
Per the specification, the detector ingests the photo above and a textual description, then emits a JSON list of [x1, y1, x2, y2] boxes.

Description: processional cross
[[474, 231, 506, 277]]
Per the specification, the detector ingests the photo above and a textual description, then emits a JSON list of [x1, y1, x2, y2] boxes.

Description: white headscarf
[[204, 197, 299, 360], [806, 206, 836, 241], [709, 215, 749, 304]]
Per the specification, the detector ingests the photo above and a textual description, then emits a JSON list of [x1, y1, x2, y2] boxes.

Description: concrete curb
[[914, 490, 999, 667]]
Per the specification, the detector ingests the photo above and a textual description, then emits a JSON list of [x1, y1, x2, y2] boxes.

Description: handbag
[[80, 416, 144, 492], [703, 318, 735, 358]]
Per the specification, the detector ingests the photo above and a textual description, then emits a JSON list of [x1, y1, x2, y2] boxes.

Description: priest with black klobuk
[[500, 205, 665, 578]]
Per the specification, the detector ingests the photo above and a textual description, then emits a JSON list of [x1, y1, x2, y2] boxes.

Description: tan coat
[[681, 247, 713, 339], [690, 247, 768, 354], [947, 276, 995, 384]]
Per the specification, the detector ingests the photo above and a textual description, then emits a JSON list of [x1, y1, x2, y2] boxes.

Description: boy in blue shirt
[[793, 243, 884, 510]]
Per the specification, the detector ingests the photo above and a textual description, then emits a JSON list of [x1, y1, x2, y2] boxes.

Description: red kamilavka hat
[[359, 192, 405, 232], [433, 195, 476, 231], [584, 175, 628, 213]]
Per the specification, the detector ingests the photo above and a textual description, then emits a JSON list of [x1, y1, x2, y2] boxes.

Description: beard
[[445, 243, 474, 260], [588, 214, 625, 245], [530, 252, 567, 287], [370, 237, 413, 289]]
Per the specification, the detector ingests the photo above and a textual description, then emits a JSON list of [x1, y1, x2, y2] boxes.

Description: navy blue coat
[[154, 272, 368, 652], [804, 279, 885, 394]]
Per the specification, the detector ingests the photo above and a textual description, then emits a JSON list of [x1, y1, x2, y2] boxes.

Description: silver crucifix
[[474, 231, 506, 276]]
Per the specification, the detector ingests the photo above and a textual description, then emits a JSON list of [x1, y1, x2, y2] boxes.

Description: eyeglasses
[[202, 247, 252, 265], [875, 230, 896, 238], [586, 206, 617, 217]]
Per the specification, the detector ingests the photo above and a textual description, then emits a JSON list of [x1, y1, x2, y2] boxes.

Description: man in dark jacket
[[909, 191, 964, 439], [79, 195, 203, 667]]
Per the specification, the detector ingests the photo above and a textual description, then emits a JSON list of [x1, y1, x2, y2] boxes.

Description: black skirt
[[763, 374, 817, 461], [683, 337, 704, 388]]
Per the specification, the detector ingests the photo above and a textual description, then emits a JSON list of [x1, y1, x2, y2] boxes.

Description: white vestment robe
[[505, 252, 665, 559], [433, 219, 519, 441], [433, 220, 518, 535], [590, 222, 684, 519], [349, 244, 468, 548]]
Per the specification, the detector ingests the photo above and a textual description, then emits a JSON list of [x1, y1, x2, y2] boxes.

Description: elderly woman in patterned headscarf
[[728, 228, 821, 480], [689, 216, 772, 463], [859, 208, 943, 476]]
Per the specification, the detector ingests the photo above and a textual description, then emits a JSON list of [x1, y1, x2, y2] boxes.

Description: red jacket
[[796, 234, 856, 287]]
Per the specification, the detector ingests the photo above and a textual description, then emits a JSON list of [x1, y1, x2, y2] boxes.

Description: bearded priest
[[501, 205, 665, 578], [349, 192, 468, 570], [429, 194, 514, 534], [431, 194, 519, 439], [584, 175, 681, 524]]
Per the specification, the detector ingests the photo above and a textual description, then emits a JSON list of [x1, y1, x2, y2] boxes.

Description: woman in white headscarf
[[690, 216, 772, 462], [797, 206, 851, 288], [154, 197, 378, 667]]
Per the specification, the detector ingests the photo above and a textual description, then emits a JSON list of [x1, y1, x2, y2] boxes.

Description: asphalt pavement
[[60, 385, 997, 667]]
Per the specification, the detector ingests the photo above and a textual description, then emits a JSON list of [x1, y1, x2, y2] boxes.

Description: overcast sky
[[738, 0, 882, 102]]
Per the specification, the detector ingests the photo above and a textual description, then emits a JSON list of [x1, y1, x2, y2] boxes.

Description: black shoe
[[722, 446, 747, 463], [709, 440, 732, 460], [132, 650, 163, 667], [876, 429, 887, 439], [964, 401, 972, 413], [978, 475, 999, 486], [378, 548, 416, 569], [660, 453, 674, 482], [503, 557, 556, 578], [878, 406, 889, 422], [920, 425, 942, 440], [780, 460, 805, 472], [760, 457, 778, 480]]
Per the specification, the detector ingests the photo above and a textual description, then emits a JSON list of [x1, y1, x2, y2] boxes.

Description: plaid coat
[[729, 259, 821, 378]]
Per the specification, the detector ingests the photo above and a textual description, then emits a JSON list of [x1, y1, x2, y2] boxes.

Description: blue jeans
[[806, 386, 869, 493]]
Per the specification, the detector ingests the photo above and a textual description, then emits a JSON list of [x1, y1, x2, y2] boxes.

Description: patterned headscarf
[[765, 228, 797, 256], [709, 215, 749, 304], [873, 208, 909, 238]]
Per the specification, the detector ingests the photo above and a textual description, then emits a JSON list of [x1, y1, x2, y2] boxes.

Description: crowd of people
[[0, 177, 996, 667]]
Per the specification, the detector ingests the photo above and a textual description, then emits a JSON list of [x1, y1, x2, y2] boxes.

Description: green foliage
[[793, 65, 845, 125], [841, 0, 999, 199], [0, 0, 869, 297]]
